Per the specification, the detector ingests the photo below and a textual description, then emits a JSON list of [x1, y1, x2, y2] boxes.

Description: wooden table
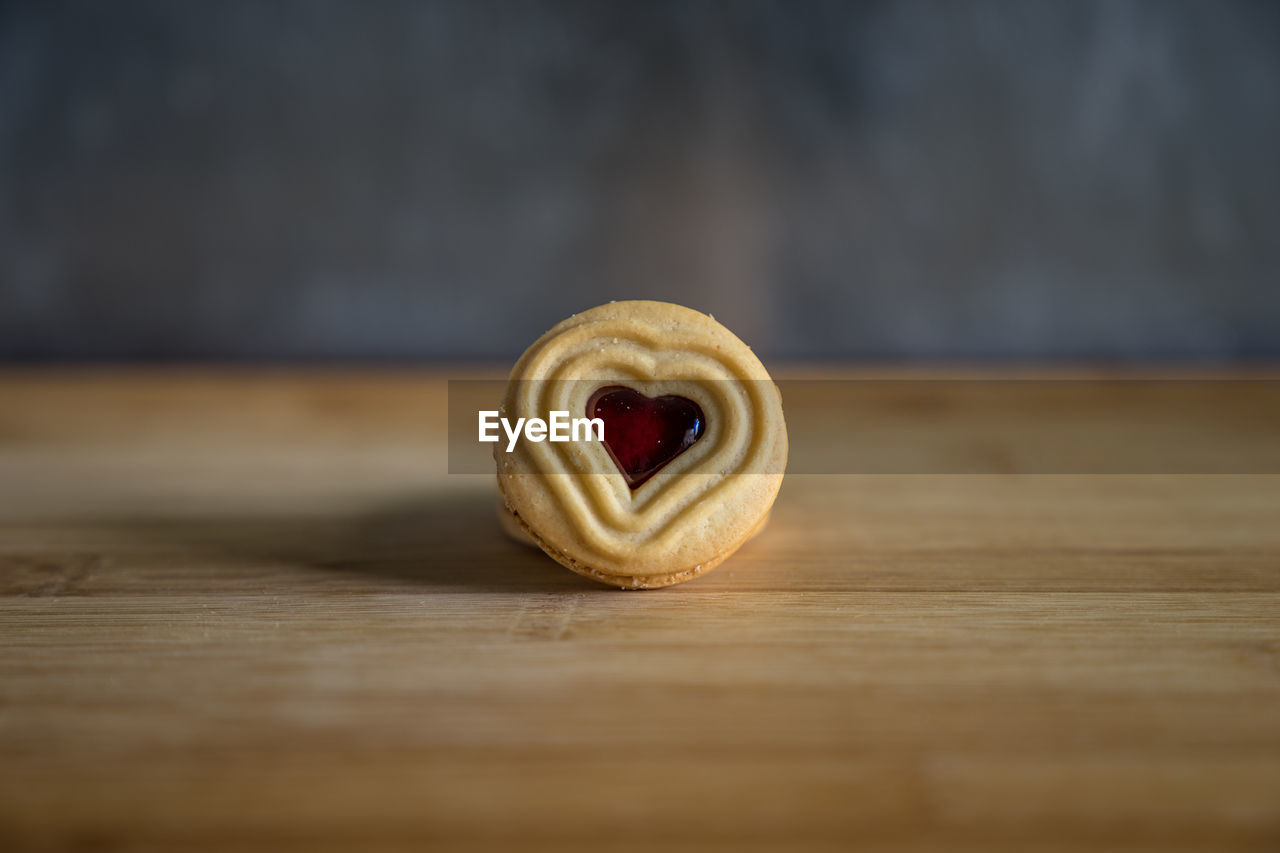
[[2, 369, 1278, 852]]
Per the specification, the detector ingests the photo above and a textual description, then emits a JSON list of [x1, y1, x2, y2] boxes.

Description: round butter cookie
[[495, 300, 787, 589]]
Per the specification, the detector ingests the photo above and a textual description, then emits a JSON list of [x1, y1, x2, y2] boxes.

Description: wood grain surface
[[1, 369, 1278, 852]]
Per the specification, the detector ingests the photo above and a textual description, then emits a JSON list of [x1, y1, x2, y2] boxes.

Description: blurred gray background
[[2, 0, 1278, 362]]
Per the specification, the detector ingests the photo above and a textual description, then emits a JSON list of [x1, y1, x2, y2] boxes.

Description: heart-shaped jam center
[[587, 386, 705, 489]]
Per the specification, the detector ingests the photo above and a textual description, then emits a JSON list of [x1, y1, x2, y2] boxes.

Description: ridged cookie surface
[[495, 300, 787, 588]]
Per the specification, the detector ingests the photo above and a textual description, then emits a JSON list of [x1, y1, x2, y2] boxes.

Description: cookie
[[495, 300, 787, 589]]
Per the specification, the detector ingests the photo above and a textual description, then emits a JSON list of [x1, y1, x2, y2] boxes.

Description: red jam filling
[[587, 386, 705, 489]]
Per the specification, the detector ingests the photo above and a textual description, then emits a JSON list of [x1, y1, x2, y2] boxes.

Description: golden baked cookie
[[495, 300, 787, 589]]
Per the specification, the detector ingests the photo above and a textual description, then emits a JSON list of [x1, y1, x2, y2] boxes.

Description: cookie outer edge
[[497, 480, 774, 589]]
